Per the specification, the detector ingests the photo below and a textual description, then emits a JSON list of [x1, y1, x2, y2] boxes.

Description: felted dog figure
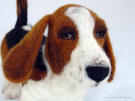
[[1, 0, 116, 101]]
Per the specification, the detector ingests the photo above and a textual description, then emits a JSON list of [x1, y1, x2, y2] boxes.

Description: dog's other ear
[[2, 15, 50, 83], [104, 33, 116, 82]]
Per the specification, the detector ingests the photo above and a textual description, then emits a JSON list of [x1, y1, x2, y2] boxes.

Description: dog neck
[[22, 69, 86, 101], [43, 49, 87, 101]]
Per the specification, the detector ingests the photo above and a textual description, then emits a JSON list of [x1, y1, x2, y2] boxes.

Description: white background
[[0, 0, 135, 101]]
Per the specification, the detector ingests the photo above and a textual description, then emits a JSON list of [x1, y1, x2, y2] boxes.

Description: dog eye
[[58, 27, 76, 40], [63, 33, 73, 40], [95, 30, 106, 38]]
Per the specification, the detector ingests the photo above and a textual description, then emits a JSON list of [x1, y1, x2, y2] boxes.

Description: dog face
[[44, 4, 115, 87]]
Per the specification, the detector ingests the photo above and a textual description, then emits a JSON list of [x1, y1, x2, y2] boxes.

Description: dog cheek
[[45, 36, 67, 74], [45, 38, 79, 74]]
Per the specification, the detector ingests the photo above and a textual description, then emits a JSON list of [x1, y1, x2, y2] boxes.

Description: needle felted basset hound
[[1, 0, 115, 101]]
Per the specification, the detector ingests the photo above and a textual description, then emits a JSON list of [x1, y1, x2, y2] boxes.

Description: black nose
[[86, 65, 109, 83]]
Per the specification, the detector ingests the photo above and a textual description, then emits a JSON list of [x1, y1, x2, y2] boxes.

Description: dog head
[[32, 4, 115, 87]]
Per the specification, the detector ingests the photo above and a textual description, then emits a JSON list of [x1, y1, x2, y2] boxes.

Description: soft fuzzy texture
[[1, 2, 116, 101]]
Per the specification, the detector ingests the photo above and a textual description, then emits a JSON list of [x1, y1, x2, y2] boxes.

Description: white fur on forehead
[[65, 6, 95, 34], [65, 6, 89, 16]]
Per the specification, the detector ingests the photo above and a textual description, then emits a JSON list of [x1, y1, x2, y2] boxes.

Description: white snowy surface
[[0, 0, 135, 101]]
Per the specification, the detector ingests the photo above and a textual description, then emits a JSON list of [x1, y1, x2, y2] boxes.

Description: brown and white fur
[[1, 1, 115, 101]]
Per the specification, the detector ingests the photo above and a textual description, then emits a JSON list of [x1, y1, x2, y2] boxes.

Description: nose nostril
[[86, 66, 109, 83]]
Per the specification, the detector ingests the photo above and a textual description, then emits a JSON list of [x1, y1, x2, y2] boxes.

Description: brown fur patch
[[104, 34, 116, 82], [30, 67, 47, 80], [2, 15, 50, 83], [90, 10, 106, 47], [45, 6, 79, 74], [1, 37, 9, 60]]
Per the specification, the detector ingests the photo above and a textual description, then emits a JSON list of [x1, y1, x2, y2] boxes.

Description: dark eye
[[58, 27, 76, 40], [95, 30, 107, 38]]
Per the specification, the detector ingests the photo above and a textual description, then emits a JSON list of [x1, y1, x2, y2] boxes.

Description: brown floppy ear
[[104, 33, 116, 82], [2, 15, 50, 83]]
